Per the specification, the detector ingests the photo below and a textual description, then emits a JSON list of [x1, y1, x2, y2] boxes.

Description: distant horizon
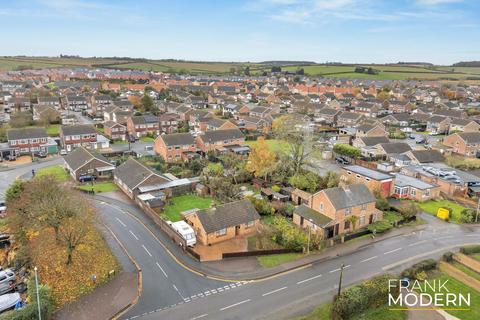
[[2, 55, 471, 67]]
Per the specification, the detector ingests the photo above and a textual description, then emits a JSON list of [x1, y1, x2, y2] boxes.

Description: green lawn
[[77, 182, 118, 193], [162, 194, 214, 222], [46, 124, 60, 136], [294, 302, 406, 320], [139, 136, 155, 142], [451, 261, 480, 282], [36, 165, 69, 182], [245, 139, 290, 154], [416, 199, 467, 223], [257, 253, 304, 268], [421, 273, 480, 320]]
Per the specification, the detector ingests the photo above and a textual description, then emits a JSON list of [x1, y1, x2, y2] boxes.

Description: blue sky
[[1, 0, 478, 65]]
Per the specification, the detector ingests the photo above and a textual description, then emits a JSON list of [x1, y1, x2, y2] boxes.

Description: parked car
[[0, 269, 16, 295], [408, 134, 416, 139], [0, 202, 6, 215], [144, 145, 153, 151], [0, 292, 21, 314], [79, 175, 97, 183], [60, 149, 68, 156], [6, 155, 16, 162], [335, 156, 350, 165], [34, 152, 47, 158]]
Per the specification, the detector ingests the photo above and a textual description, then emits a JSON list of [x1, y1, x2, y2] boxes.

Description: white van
[[170, 221, 196, 247]]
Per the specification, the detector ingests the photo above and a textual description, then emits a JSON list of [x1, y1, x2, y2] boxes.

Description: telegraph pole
[[34, 266, 42, 320], [337, 263, 345, 297]]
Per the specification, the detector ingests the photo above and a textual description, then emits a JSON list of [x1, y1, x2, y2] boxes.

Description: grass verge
[[37, 165, 69, 182], [257, 253, 304, 268], [77, 182, 118, 193]]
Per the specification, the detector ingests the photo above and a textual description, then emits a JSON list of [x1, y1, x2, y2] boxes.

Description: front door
[[235, 225, 240, 236]]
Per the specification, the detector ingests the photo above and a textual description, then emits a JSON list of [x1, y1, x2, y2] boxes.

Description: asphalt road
[[2, 160, 480, 320]]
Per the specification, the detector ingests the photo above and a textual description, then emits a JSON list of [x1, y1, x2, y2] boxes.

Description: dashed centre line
[[296, 274, 322, 284], [156, 262, 168, 278], [329, 265, 350, 273], [408, 240, 427, 247], [142, 244, 152, 257], [360, 256, 377, 263], [220, 299, 251, 311], [190, 314, 208, 320], [262, 286, 287, 296], [129, 230, 139, 240], [384, 247, 402, 255], [115, 217, 126, 227]]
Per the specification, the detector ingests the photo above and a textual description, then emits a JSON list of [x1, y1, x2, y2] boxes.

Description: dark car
[[335, 156, 350, 165], [34, 152, 47, 158], [79, 175, 97, 183], [416, 138, 426, 144]]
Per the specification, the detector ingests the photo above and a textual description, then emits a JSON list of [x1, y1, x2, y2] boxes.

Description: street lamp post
[[337, 263, 345, 298], [476, 197, 479, 223], [34, 266, 42, 320]]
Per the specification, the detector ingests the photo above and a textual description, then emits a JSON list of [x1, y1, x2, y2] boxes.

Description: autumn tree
[[246, 137, 277, 181], [200, 162, 240, 202], [58, 202, 90, 265], [272, 115, 320, 175]]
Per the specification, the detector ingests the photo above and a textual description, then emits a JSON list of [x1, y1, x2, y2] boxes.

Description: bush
[[0, 279, 54, 320], [460, 245, 480, 255], [271, 185, 281, 193], [367, 220, 393, 233], [443, 252, 454, 262], [401, 259, 437, 280], [375, 196, 390, 211], [332, 275, 397, 320], [333, 144, 361, 159], [459, 209, 475, 223], [270, 215, 309, 251], [398, 204, 419, 220], [248, 197, 275, 216]]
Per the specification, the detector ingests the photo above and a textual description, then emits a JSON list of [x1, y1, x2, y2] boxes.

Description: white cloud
[[415, 0, 462, 5]]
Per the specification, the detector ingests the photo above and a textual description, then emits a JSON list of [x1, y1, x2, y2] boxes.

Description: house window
[[215, 228, 227, 237], [246, 221, 254, 228], [344, 221, 350, 230], [424, 189, 431, 197], [319, 202, 324, 212], [410, 188, 416, 196], [359, 215, 365, 225], [361, 203, 367, 210], [345, 208, 352, 216]]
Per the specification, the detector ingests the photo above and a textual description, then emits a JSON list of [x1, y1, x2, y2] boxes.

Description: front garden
[[416, 199, 470, 223]]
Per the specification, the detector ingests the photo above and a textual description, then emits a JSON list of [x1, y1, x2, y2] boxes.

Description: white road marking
[[172, 284, 185, 299], [465, 234, 480, 237], [190, 314, 208, 320], [156, 262, 168, 278], [262, 286, 287, 296], [384, 247, 402, 255], [129, 230, 139, 240], [296, 274, 322, 284], [220, 299, 251, 311], [360, 256, 377, 263], [142, 245, 152, 257], [329, 265, 350, 273], [408, 240, 428, 247], [115, 217, 126, 227], [433, 236, 454, 241]]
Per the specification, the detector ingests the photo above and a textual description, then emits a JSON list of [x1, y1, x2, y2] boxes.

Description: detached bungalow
[[392, 173, 440, 202], [341, 165, 394, 197], [63, 146, 115, 180], [185, 199, 260, 245]]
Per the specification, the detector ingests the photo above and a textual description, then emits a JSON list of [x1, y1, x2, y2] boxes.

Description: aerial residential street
[[1, 160, 479, 320]]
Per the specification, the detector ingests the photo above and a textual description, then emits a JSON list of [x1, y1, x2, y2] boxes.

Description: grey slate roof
[[380, 142, 412, 154], [344, 165, 393, 181], [200, 128, 244, 143], [161, 133, 196, 146], [61, 125, 96, 136], [195, 199, 260, 233], [63, 146, 110, 172], [323, 184, 375, 210], [294, 205, 332, 227], [457, 132, 480, 144], [7, 127, 47, 140], [114, 158, 168, 190], [407, 150, 444, 163], [359, 136, 390, 146]]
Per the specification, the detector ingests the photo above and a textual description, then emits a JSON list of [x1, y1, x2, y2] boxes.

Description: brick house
[[336, 112, 364, 127], [127, 115, 160, 138], [195, 128, 246, 154], [443, 132, 480, 157], [104, 121, 127, 141], [63, 146, 115, 180], [341, 165, 394, 197], [449, 118, 480, 133], [184, 199, 260, 245], [154, 132, 198, 162], [7, 127, 50, 156], [158, 113, 179, 134], [426, 116, 450, 135], [355, 124, 387, 138], [60, 124, 104, 152], [293, 184, 382, 239]]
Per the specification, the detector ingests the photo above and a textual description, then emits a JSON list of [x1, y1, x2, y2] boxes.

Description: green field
[[36, 165, 70, 182], [77, 182, 118, 193], [416, 199, 467, 223], [3, 57, 480, 81], [162, 194, 215, 222]]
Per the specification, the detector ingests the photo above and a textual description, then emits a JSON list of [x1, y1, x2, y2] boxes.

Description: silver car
[[0, 269, 15, 295]]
